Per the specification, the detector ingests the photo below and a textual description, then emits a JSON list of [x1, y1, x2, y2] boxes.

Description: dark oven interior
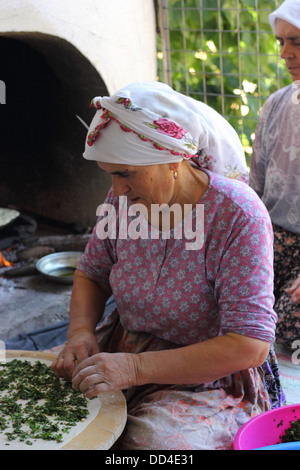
[[0, 33, 112, 341], [0, 32, 111, 232]]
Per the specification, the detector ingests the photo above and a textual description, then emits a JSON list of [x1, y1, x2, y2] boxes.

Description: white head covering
[[269, 0, 300, 33], [83, 81, 248, 182]]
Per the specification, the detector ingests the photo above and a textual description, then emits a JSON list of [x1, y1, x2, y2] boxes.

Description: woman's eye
[[278, 39, 300, 47]]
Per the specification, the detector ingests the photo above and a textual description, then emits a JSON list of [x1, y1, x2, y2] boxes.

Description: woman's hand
[[51, 331, 100, 380], [72, 333, 269, 399], [286, 275, 300, 304], [51, 270, 111, 380], [72, 352, 138, 398]]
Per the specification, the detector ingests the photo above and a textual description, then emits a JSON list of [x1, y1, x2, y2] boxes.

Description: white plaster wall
[[0, 0, 157, 94]]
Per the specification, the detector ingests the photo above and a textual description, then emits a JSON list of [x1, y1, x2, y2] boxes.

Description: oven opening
[[0, 32, 111, 230]]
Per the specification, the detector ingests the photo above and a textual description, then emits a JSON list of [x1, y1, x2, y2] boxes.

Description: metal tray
[[36, 251, 83, 284]]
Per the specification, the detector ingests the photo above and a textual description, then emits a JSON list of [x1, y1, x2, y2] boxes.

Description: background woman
[[250, 0, 300, 352]]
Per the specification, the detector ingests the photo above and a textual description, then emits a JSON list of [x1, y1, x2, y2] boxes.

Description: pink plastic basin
[[234, 404, 300, 450]]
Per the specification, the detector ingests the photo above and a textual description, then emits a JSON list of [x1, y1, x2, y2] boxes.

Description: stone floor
[[0, 219, 89, 342], [0, 269, 72, 341]]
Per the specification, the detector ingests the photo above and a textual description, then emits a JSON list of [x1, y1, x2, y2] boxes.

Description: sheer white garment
[[250, 84, 300, 234]]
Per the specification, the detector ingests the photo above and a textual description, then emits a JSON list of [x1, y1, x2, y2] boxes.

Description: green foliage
[[157, 0, 291, 164]]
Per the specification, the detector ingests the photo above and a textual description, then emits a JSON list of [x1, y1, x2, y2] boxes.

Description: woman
[[250, 0, 300, 352], [52, 81, 284, 450]]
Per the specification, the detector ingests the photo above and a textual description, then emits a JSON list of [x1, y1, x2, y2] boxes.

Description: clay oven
[[0, 0, 157, 229]]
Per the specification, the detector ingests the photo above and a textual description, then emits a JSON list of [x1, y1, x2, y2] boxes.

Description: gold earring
[[173, 170, 178, 180]]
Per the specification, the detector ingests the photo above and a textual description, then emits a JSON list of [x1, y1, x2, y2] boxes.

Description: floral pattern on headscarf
[[87, 98, 195, 159], [83, 81, 249, 183]]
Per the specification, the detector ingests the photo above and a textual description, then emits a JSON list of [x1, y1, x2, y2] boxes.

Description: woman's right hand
[[51, 330, 100, 380]]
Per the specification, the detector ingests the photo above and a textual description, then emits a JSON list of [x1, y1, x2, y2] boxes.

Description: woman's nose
[[111, 175, 129, 197]]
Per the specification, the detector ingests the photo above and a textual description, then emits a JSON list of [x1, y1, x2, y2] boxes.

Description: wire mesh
[[157, 0, 291, 161]]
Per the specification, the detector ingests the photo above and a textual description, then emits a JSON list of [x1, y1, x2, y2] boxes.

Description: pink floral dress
[[77, 170, 284, 450]]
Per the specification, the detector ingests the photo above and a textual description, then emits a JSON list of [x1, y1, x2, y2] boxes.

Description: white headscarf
[[269, 0, 300, 32], [83, 81, 249, 182]]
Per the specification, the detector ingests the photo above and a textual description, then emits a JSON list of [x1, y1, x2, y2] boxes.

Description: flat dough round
[[0, 351, 127, 450], [0, 208, 20, 228]]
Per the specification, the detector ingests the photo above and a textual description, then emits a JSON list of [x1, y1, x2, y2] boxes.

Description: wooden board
[[2, 350, 127, 450]]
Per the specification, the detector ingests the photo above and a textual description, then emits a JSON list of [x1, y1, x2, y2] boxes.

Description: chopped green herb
[[280, 418, 300, 443], [0, 359, 89, 446]]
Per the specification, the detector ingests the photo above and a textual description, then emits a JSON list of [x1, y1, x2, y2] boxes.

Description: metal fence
[[157, 0, 290, 161]]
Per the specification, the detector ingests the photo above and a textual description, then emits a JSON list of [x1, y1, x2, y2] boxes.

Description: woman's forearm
[[134, 333, 270, 386], [67, 269, 112, 339], [71, 332, 270, 397]]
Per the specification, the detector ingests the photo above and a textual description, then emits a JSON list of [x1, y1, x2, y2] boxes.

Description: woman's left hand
[[286, 275, 300, 304], [72, 352, 137, 398]]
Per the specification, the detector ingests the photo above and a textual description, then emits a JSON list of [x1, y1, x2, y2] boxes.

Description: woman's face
[[97, 162, 178, 211], [275, 19, 300, 81]]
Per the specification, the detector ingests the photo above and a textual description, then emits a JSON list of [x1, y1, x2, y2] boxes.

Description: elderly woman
[[52, 81, 284, 450], [250, 0, 300, 352]]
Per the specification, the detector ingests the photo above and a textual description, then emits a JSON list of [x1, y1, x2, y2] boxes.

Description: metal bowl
[[36, 251, 83, 284]]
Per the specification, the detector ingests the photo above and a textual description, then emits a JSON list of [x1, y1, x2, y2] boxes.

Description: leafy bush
[[157, 0, 290, 164]]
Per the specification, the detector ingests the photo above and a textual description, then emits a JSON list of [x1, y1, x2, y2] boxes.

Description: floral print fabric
[[94, 309, 274, 450], [273, 224, 300, 351], [78, 170, 277, 345], [76, 170, 285, 449]]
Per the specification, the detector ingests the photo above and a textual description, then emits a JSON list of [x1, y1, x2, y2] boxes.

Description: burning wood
[[0, 252, 14, 268], [0, 234, 90, 277]]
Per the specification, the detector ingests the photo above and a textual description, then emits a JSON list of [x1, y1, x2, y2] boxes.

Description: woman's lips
[[287, 65, 300, 73]]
